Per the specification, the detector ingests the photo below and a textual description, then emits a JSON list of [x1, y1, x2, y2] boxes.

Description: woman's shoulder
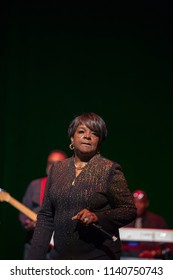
[[96, 155, 122, 170]]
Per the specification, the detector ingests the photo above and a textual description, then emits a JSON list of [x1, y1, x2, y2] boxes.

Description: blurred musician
[[121, 189, 171, 259]]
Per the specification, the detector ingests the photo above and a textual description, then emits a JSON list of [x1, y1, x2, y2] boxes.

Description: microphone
[[92, 223, 117, 242]]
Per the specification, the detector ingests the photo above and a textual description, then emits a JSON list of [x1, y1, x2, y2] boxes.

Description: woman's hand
[[72, 208, 98, 225]]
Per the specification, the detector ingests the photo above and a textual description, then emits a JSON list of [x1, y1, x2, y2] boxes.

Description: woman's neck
[[74, 151, 98, 163], [74, 157, 88, 170]]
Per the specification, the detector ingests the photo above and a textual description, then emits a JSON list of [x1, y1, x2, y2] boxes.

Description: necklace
[[72, 159, 88, 186], [74, 159, 87, 170], [74, 164, 86, 170], [72, 179, 75, 186]]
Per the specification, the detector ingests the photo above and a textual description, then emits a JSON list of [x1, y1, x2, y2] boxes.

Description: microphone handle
[[92, 223, 117, 242]]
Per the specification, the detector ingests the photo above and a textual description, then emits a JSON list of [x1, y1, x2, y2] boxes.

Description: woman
[[27, 112, 136, 260]]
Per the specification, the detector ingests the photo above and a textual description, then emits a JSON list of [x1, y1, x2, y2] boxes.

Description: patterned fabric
[[27, 154, 136, 260]]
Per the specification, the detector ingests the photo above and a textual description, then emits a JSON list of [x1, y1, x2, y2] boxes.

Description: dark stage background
[[0, 2, 173, 259]]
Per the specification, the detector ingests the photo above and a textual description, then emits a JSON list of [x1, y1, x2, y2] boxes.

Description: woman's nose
[[84, 131, 91, 138]]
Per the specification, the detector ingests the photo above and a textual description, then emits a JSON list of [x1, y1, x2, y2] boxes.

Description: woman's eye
[[91, 131, 97, 135]]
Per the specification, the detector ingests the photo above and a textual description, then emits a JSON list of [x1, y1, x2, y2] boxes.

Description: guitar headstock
[[0, 188, 11, 202]]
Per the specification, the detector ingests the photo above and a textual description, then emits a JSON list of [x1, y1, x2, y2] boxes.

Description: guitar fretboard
[[9, 196, 37, 221]]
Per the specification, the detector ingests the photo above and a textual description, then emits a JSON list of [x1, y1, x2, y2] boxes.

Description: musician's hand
[[72, 208, 98, 225], [24, 219, 36, 230]]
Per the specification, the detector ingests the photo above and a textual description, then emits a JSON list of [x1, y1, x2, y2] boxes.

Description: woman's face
[[71, 124, 100, 156]]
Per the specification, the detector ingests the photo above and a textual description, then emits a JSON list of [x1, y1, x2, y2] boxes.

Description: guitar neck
[[9, 196, 37, 221]]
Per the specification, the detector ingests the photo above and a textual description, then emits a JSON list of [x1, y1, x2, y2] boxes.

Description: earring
[[69, 143, 74, 150]]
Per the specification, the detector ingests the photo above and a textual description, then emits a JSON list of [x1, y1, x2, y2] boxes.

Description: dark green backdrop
[[1, 3, 173, 259]]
